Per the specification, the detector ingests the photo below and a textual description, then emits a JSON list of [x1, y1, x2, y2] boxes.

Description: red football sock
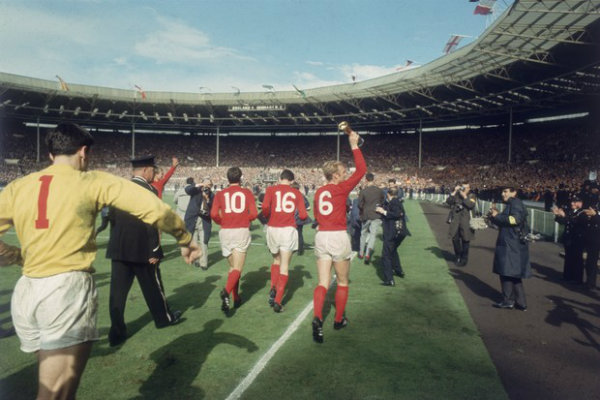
[[232, 279, 241, 302], [274, 274, 288, 304], [334, 286, 349, 323], [225, 269, 241, 295], [270, 264, 280, 289], [313, 285, 327, 320]]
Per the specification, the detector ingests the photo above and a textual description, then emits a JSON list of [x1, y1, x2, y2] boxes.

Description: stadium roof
[[1, 0, 599, 133]]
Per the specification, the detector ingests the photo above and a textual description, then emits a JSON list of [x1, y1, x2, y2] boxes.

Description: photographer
[[184, 179, 214, 270], [445, 183, 476, 266]]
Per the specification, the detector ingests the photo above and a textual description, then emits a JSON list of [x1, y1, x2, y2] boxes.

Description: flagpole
[[508, 107, 513, 164], [131, 121, 136, 158], [336, 128, 340, 162], [36, 116, 40, 163], [216, 125, 220, 167], [418, 119, 423, 169]]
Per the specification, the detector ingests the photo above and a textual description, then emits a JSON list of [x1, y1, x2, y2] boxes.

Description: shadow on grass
[[160, 243, 181, 262], [0, 362, 37, 399], [425, 246, 455, 262], [239, 266, 269, 303], [133, 319, 258, 399], [282, 265, 312, 306], [545, 295, 600, 352], [449, 269, 500, 303], [93, 272, 112, 289], [169, 276, 221, 311]]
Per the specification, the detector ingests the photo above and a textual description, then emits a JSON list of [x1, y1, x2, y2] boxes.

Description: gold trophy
[[338, 121, 364, 147]]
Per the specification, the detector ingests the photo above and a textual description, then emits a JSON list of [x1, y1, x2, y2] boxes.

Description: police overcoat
[[490, 197, 532, 278]]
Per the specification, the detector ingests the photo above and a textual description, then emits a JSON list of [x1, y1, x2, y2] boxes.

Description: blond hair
[[322, 161, 344, 182]]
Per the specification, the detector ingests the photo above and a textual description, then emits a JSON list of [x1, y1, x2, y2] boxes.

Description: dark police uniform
[[380, 197, 409, 285], [584, 200, 599, 289], [554, 201, 586, 283], [490, 196, 532, 309], [106, 155, 180, 346]]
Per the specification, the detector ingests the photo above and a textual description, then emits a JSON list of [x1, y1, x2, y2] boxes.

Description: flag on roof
[[443, 35, 464, 54], [134, 85, 146, 100], [56, 75, 69, 91], [292, 84, 306, 99], [474, 0, 495, 15], [396, 60, 414, 71]]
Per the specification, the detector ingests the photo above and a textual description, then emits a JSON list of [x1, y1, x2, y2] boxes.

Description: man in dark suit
[[106, 155, 182, 346]]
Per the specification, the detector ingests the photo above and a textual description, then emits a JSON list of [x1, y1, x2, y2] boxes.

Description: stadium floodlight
[[119, 110, 128, 119], [209, 114, 214, 123], [183, 113, 189, 122], [196, 113, 201, 121], [140, 111, 148, 121], [313, 113, 322, 122], [300, 112, 310, 122], [91, 107, 98, 117], [1, 99, 11, 106], [59, 105, 64, 114], [43, 104, 49, 113], [167, 112, 174, 122], [105, 109, 112, 118], [154, 112, 161, 121], [73, 106, 81, 116]]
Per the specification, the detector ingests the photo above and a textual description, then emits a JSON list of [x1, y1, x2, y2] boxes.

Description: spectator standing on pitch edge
[[552, 195, 587, 283], [358, 172, 384, 264], [106, 155, 189, 347], [174, 177, 194, 219], [0, 123, 199, 400], [312, 127, 366, 343], [261, 170, 308, 312], [211, 167, 258, 314], [489, 184, 531, 311], [185, 178, 215, 270], [445, 183, 476, 266], [152, 156, 179, 198]]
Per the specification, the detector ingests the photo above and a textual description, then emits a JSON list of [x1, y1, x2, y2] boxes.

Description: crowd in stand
[[1, 121, 598, 202]]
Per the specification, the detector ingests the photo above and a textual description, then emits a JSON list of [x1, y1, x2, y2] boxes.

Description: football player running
[[261, 169, 308, 312]]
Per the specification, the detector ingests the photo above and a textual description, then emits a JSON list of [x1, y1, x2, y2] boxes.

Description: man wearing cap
[[488, 184, 532, 310], [552, 195, 587, 283], [106, 155, 184, 346]]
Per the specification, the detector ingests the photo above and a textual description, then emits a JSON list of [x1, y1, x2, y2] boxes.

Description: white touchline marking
[[225, 275, 338, 400], [224, 300, 313, 400]]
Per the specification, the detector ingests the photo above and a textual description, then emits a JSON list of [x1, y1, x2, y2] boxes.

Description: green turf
[[0, 196, 507, 400]]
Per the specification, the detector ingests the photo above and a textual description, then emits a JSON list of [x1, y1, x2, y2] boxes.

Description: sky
[[0, 0, 513, 94]]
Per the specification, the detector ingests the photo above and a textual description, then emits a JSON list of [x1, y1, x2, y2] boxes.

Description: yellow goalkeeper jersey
[[0, 164, 191, 278]]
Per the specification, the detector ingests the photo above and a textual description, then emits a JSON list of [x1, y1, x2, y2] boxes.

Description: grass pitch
[[0, 197, 507, 400]]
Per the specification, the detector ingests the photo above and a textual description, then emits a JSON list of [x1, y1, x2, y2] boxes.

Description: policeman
[[106, 155, 183, 346], [552, 195, 587, 283], [582, 189, 599, 289]]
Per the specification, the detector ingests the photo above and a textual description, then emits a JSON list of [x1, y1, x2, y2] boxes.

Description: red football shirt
[[313, 148, 366, 231], [151, 165, 176, 199], [210, 185, 258, 228], [262, 184, 308, 228]]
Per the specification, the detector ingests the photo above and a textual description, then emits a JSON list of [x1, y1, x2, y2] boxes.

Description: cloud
[[306, 60, 324, 66], [337, 63, 398, 81], [134, 17, 254, 64]]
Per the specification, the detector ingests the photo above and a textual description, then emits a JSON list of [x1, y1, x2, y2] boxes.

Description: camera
[[459, 186, 465, 191], [202, 186, 211, 194]]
